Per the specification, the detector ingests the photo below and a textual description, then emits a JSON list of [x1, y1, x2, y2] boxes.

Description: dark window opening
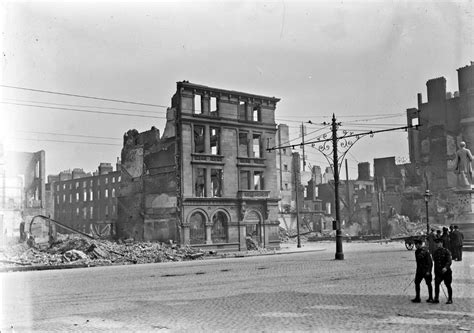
[[239, 132, 248, 157], [190, 212, 206, 244], [238, 101, 246, 120], [195, 168, 206, 197], [240, 171, 250, 190], [211, 212, 228, 243], [211, 169, 222, 197], [194, 126, 205, 153]]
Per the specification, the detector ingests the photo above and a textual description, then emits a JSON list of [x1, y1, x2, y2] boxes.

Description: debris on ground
[[0, 234, 210, 269]]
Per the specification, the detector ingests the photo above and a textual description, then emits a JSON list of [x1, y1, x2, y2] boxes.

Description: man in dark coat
[[411, 238, 433, 303], [427, 228, 437, 255], [432, 238, 453, 304], [441, 227, 450, 250], [448, 225, 456, 256], [452, 225, 464, 261]]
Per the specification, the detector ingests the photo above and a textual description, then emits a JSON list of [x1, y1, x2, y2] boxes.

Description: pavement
[[1, 241, 472, 332]]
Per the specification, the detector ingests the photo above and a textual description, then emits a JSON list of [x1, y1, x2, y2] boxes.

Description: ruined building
[[117, 82, 281, 250], [0, 147, 46, 241], [406, 63, 474, 191], [47, 163, 121, 237]]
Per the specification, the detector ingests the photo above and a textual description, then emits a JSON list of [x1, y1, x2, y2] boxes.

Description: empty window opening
[[83, 191, 87, 202], [211, 169, 222, 197], [285, 183, 289, 190], [76, 193, 79, 202], [76, 207, 80, 217], [210, 96, 217, 113], [283, 164, 288, 171], [210, 127, 220, 155], [194, 126, 205, 153], [83, 207, 87, 219], [112, 188, 116, 198], [105, 189, 109, 198], [211, 212, 228, 243], [90, 190, 93, 201], [189, 212, 206, 245], [253, 105, 261, 122], [239, 132, 248, 157], [90, 207, 93, 219], [238, 101, 246, 120], [105, 205, 109, 216], [240, 171, 250, 190], [194, 94, 202, 114], [253, 134, 261, 158], [195, 168, 206, 197], [254, 171, 264, 190]]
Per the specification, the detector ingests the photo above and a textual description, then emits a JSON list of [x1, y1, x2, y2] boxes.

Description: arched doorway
[[244, 210, 262, 245], [189, 211, 206, 244], [211, 211, 228, 243]]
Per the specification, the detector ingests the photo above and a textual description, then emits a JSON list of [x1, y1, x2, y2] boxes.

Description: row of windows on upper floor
[[55, 188, 116, 204], [57, 204, 116, 220], [193, 126, 266, 158], [194, 167, 265, 198], [193, 94, 263, 122], [55, 175, 121, 192]]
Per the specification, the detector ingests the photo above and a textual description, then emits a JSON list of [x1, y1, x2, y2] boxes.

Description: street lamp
[[424, 190, 432, 234]]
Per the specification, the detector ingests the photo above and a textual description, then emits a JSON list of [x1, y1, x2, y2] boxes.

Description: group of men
[[411, 225, 464, 305], [427, 225, 464, 261]]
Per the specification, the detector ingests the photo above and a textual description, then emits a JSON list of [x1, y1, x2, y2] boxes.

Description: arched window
[[189, 212, 206, 244], [211, 211, 228, 243]]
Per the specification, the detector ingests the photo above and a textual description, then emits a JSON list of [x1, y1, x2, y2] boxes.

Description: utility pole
[[301, 123, 306, 171], [345, 159, 351, 223], [332, 114, 344, 260], [266, 112, 421, 262], [293, 152, 301, 248]]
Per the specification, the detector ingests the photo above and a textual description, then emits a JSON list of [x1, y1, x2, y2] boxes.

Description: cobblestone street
[[1, 241, 473, 332]]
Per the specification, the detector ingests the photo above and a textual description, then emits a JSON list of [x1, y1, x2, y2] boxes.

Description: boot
[[411, 298, 421, 303], [446, 299, 453, 304]]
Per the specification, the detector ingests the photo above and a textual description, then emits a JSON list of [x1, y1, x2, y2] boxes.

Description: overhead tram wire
[[2, 98, 162, 114], [13, 137, 122, 146], [17, 130, 120, 140], [1, 102, 166, 119], [0, 84, 168, 108]]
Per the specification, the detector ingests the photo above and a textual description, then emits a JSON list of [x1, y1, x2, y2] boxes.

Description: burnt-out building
[[117, 81, 281, 250], [48, 163, 121, 237], [0, 147, 46, 240], [406, 63, 474, 191]]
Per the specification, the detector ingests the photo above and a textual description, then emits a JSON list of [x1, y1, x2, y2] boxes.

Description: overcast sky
[[1, 0, 472, 179]]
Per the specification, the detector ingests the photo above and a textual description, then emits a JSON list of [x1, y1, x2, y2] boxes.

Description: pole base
[[335, 252, 344, 260]]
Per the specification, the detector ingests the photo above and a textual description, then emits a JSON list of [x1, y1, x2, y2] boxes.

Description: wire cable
[[0, 84, 168, 108], [1, 102, 166, 119]]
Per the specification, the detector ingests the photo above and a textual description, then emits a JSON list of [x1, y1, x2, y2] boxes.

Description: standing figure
[[448, 225, 455, 258], [452, 225, 464, 261], [432, 238, 453, 304], [411, 238, 433, 303], [441, 227, 450, 250], [427, 228, 437, 255], [454, 141, 473, 188]]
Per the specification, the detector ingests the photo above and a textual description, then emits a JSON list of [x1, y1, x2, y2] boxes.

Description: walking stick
[[403, 278, 415, 293], [440, 284, 448, 300]]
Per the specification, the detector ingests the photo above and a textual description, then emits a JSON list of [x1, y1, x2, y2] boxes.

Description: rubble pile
[[0, 235, 209, 269]]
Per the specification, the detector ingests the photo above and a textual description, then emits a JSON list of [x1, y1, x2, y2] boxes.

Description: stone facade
[[117, 82, 281, 250]]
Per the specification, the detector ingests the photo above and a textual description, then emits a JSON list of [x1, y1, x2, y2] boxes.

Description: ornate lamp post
[[424, 190, 432, 234]]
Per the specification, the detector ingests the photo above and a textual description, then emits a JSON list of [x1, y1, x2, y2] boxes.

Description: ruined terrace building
[[117, 82, 281, 250], [406, 63, 474, 191]]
